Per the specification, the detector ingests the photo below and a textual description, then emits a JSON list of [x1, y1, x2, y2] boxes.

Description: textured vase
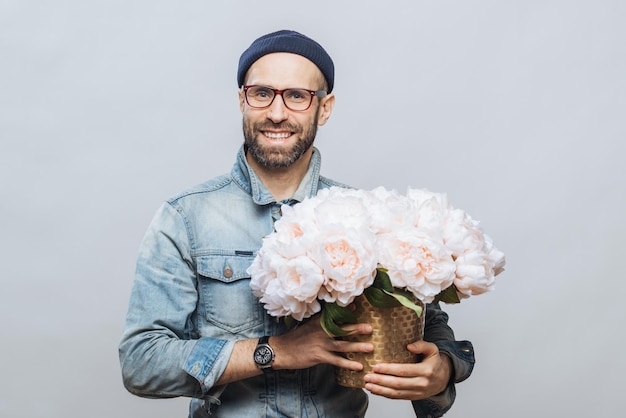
[[335, 294, 425, 388]]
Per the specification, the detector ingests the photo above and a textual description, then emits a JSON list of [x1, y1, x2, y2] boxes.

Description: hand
[[363, 340, 452, 400], [272, 317, 374, 372]]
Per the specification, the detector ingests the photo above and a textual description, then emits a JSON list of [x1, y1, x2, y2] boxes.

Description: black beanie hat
[[237, 30, 335, 93]]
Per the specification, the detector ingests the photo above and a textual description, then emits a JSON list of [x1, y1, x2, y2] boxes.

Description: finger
[[407, 340, 438, 356], [363, 377, 427, 399], [331, 339, 374, 355], [365, 384, 424, 400], [339, 322, 373, 336], [332, 356, 367, 371], [371, 362, 422, 378]]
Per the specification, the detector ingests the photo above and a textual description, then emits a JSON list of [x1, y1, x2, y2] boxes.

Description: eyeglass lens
[[246, 86, 314, 111]]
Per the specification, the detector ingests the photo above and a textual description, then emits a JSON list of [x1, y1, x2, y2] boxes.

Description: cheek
[[299, 112, 319, 130], [242, 112, 259, 130]]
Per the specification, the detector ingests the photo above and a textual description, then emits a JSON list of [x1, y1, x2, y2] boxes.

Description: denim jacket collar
[[231, 145, 323, 205]]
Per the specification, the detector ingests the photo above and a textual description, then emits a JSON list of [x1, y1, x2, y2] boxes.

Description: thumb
[[407, 340, 438, 356]]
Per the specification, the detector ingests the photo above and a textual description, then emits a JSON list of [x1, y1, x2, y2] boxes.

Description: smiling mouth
[[263, 131, 293, 141]]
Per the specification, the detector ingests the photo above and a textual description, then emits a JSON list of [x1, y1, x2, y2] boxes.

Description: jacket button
[[224, 267, 233, 278]]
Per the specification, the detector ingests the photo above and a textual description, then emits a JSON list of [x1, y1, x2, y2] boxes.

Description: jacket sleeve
[[118, 202, 234, 399], [411, 302, 475, 417]]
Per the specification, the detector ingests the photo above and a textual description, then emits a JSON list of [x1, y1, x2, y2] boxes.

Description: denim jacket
[[119, 146, 475, 418]]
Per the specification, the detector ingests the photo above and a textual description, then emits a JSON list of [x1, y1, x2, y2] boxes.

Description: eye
[[285, 89, 308, 102], [249, 87, 273, 100]]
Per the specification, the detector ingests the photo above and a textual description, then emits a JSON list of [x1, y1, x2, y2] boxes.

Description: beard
[[243, 107, 319, 169]]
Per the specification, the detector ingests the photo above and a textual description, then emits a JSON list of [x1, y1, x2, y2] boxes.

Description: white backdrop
[[1, 1, 624, 417]]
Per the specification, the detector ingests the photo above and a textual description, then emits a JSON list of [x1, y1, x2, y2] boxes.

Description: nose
[[266, 93, 289, 123]]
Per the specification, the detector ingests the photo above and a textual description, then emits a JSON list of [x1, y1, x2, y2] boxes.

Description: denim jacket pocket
[[196, 253, 263, 334]]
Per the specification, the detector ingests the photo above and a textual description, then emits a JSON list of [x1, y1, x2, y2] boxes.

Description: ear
[[317, 93, 335, 126], [238, 88, 245, 113]]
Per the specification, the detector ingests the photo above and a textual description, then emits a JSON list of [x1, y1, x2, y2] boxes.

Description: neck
[[246, 148, 313, 202]]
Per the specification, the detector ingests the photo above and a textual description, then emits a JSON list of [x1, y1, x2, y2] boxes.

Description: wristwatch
[[253, 336, 275, 372]]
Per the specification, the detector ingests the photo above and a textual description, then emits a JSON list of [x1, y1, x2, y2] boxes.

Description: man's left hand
[[363, 340, 452, 400]]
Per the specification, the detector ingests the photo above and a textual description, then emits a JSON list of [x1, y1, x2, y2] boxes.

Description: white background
[[1, 1, 624, 417]]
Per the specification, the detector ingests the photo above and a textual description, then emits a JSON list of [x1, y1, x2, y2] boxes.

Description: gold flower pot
[[335, 294, 425, 388]]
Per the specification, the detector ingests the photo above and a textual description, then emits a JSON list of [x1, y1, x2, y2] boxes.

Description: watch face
[[254, 346, 273, 366]]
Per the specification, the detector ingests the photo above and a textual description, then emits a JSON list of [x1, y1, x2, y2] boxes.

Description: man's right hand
[[271, 317, 374, 371], [216, 317, 373, 385]]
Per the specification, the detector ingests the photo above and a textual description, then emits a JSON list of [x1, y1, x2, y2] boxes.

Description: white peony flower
[[365, 187, 416, 234], [313, 189, 371, 231], [253, 255, 325, 321], [407, 188, 450, 240], [315, 226, 378, 306], [484, 234, 506, 276], [248, 237, 281, 298], [443, 208, 485, 257], [272, 204, 319, 258], [454, 251, 497, 297], [248, 185, 506, 326], [376, 228, 456, 303]]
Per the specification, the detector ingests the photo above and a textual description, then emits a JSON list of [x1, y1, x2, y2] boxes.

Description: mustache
[[254, 121, 301, 132]]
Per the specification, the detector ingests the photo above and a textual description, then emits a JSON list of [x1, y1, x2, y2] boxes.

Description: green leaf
[[320, 302, 358, 337], [320, 309, 347, 336], [382, 290, 423, 317], [364, 286, 402, 308], [434, 285, 461, 304], [325, 302, 358, 323], [373, 268, 394, 292]]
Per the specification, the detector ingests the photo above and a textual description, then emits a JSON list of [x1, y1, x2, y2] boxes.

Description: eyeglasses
[[243, 85, 327, 111]]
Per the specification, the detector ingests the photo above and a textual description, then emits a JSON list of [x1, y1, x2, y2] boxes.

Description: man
[[119, 30, 474, 417]]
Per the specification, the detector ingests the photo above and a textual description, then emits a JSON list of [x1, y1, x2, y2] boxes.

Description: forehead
[[245, 52, 323, 89]]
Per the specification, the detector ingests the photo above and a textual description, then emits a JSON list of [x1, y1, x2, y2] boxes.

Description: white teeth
[[264, 132, 290, 139]]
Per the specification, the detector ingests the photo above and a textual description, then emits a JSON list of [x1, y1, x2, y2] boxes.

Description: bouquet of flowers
[[248, 186, 505, 336]]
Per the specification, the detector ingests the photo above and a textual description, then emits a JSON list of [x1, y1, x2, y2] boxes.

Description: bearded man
[[119, 30, 474, 417]]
